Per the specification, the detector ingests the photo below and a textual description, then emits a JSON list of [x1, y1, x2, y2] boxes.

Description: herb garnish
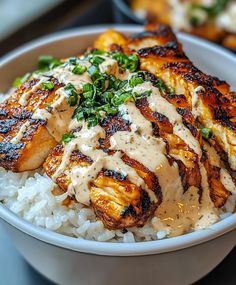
[[42, 81, 54, 90], [72, 65, 87, 75], [112, 52, 139, 72], [38, 55, 61, 70], [61, 133, 76, 145], [190, 0, 229, 19], [201, 128, 213, 139], [12, 73, 31, 88], [73, 66, 153, 128], [64, 83, 79, 106]]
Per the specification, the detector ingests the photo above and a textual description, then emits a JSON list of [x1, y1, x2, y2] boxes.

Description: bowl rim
[[0, 24, 236, 257]]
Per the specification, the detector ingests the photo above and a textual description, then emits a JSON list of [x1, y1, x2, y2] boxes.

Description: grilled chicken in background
[[131, 0, 236, 50]]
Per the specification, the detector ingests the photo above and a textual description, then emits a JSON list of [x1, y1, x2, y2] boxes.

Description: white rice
[[0, 167, 234, 242], [0, 167, 172, 242]]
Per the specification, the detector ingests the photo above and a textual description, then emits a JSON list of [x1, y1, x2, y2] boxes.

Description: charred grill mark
[[137, 45, 187, 59], [0, 142, 24, 161], [0, 108, 8, 118], [209, 139, 229, 170], [177, 158, 202, 192], [201, 150, 230, 207], [176, 108, 198, 137], [164, 41, 178, 49], [120, 189, 152, 219], [121, 152, 162, 200], [103, 169, 127, 181], [153, 112, 170, 124], [120, 204, 136, 218], [136, 97, 173, 134], [71, 126, 82, 134], [99, 115, 131, 150], [12, 110, 32, 120], [196, 87, 236, 131], [100, 115, 131, 136], [70, 149, 93, 164], [162, 62, 227, 89], [145, 71, 159, 85], [152, 122, 160, 137], [120, 188, 154, 224], [212, 107, 236, 130], [165, 93, 188, 107], [182, 119, 197, 137], [109, 44, 124, 53], [0, 119, 17, 134], [20, 78, 38, 92]]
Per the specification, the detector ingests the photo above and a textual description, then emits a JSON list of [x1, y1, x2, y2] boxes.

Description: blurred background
[[0, 0, 235, 284], [1, 0, 236, 57]]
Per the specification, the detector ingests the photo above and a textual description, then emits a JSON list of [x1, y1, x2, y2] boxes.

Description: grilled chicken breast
[[0, 77, 62, 171]]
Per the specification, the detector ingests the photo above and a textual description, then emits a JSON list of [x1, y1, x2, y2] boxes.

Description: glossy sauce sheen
[[15, 53, 234, 236]]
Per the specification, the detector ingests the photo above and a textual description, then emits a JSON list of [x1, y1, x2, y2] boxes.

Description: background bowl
[[112, 0, 144, 24], [0, 25, 236, 285]]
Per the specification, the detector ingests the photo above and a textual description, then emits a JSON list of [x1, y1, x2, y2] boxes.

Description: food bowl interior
[[0, 25, 236, 257]]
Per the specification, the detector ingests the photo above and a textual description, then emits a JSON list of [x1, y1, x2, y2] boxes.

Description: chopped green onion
[[12, 73, 31, 88], [89, 56, 105, 67], [82, 83, 94, 98], [68, 57, 78, 65], [38, 55, 61, 70], [128, 54, 139, 72], [156, 79, 167, 94], [72, 65, 87, 75], [108, 75, 121, 90], [201, 128, 213, 139], [189, 16, 201, 27], [87, 115, 98, 128], [64, 83, 79, 106], [129, 74, 144, 87], [111, 91, 132, 106], [42, 81, 54, 90], [112, 52, 139, 72], [61, 133, 75, 145], [73, 107, 84, 121], [88, 49, 105, 55], [190, 0, 228, 19], [133, 90, 152, 100], [103, 91, 114, 103], [88, 66, 105, 90], [168, 85, 175, 95]]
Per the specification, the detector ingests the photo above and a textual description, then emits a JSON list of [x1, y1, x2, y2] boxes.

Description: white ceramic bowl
[[0, 25, 236, 285]]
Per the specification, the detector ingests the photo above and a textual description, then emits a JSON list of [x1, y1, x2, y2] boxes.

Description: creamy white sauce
[[119, 102, 153, 136], [220, 168, 236, 194], [99, 56, 129, 80], [110, 130, 166, 172], [32, 87, 76, 141], [203, 142, 221, 167], [10, 121, 30, 144], [19, 77, 48, 106], [47, 65, 92, 93], [192, 86, 205, 118], [134, 82, 201, 155]]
